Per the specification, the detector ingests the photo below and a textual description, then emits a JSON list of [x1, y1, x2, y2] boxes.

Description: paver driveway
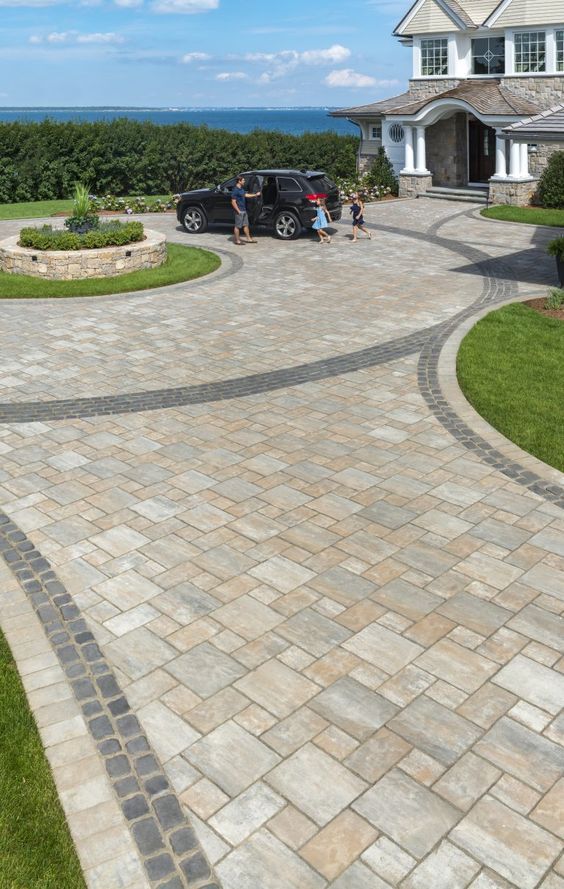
[[0, 199, 563, 889]]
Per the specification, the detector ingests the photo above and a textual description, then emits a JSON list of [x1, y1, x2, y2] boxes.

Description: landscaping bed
[[457, 302, 564, 472], [0, 629, 86, 889], [0, 243, 219, 297]]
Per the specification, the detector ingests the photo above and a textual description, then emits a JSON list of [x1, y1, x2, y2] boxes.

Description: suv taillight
[[305, 193, 328, 203]]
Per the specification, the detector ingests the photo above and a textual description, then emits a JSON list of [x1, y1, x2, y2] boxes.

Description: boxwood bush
[[19, 220, 144, 251], [539, 151, 564, 209]]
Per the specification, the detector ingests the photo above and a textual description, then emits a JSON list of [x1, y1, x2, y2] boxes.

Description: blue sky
[[0, 0, 412, 106]]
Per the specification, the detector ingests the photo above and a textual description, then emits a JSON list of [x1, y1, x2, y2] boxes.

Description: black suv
[[176, 169, 342, 241]]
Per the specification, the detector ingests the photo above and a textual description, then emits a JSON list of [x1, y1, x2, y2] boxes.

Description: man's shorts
[[234, 211, 249, 228]]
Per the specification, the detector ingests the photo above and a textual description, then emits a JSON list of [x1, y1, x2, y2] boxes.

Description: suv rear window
[[306, 175, 335, 192], [277, 177, 302, 192]]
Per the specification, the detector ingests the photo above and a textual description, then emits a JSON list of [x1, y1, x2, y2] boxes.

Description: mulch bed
[[525, 297, 564, 321]]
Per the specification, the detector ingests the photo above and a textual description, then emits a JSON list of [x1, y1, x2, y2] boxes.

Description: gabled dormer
[[394, 0, 564, 80]]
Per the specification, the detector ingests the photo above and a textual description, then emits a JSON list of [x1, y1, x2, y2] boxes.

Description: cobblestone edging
[[0, 509, 220, 889], [417, 256, 564, 511]]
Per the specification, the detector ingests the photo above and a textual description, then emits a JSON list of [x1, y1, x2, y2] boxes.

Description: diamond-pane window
[[471, 37, 505, 75]]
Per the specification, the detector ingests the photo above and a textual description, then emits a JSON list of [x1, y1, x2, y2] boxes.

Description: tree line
[[0, 118, 359, 203]]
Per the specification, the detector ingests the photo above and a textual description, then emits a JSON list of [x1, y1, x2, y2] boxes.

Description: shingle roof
[[395, 0, 505, 33], [331, 80, 541, 119], [503, 103, 564, 140]]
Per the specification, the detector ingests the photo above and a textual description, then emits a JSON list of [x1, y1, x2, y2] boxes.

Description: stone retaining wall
[[0, 228, 167, 280]]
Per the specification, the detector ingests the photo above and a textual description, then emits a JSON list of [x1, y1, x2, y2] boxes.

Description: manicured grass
[[0, 629, 86, 889], [0, 195, 171, 220], [0, 243, 220, 298], [481, 205, 564, 227], [457, 302, 564, 472]]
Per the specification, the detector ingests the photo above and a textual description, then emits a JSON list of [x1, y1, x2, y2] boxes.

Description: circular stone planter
[[0, 228, 167, 280]]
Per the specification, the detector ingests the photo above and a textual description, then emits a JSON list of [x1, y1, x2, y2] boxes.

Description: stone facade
[[399, 173, 433, 198], [0, 228, 167, 280], [489, 177, 539, 206], [426, 113, 468, 187], [527, 141, 564, 177]]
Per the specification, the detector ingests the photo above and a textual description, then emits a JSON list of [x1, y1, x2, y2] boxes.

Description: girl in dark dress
[[350, 193, 372, 242]]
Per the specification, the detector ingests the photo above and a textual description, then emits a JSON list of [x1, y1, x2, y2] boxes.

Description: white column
[[494, 129, 507, 179], [402, 126, 415, 173], [520, 142, 530, 178], [415, 126, 428, 174], [509, 139, 521, 179]]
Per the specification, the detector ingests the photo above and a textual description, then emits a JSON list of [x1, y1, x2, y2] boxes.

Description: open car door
[[246, 174, 263, 225]]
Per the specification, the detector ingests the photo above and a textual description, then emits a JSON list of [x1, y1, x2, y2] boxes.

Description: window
[[420, 38, 448, 76], [389, 124, 405, 143], [557, 31, 564, 72], [472, 37, 505, 75], [514, 31, 546, 73], [277, 177, 301, 192], [370, 123, 382, 140]]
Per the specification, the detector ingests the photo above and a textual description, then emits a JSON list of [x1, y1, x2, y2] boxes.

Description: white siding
[[495, 0, 564, 27], [403, 0, 457, 34]]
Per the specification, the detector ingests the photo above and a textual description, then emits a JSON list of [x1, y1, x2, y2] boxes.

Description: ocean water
[[0, 107, 357, 136]]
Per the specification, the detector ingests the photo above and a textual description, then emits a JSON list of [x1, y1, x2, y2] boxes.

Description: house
[[331, 0, 564, 205]]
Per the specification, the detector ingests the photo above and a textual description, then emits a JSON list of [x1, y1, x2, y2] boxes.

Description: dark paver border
[[0, 509, 221, 889]]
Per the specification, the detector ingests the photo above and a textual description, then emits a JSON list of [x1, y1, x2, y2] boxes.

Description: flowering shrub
[[336, 175, 393, 203], [90, 194, 178, 214]]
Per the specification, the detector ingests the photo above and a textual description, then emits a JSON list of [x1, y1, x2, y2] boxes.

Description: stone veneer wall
[[426, 113, 468, 187], [399, 173, 433, 198], [489, 178, 539, 207], [0, 228, 167, 280]]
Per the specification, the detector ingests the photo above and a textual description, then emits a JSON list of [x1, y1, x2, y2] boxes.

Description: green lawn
[[0, 243, 220, 298], [457, 302, 564, 472], [0, 196, 171, 220], [481, 205, 564, 227], [0, 629, 86, 889]]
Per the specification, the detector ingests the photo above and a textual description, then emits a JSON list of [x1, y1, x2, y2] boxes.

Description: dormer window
[[514, 31, 546, 73], [420, 38, 448, 76], [557, 31, 564, 72], [471, 37, 505, 75]]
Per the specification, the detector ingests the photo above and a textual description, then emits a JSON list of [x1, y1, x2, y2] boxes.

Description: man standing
[[231, 175, 261, 245]]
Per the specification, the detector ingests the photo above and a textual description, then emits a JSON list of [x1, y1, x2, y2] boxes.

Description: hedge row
[[0, 119, 359, 203], [19, 221, 145, 251]]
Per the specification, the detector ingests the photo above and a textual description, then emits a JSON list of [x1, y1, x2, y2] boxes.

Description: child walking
[[312, 199, 332, 244], [350, 193, 372, 242]]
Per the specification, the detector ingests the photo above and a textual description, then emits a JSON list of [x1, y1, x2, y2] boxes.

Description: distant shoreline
[[0, 107, 357, 136]]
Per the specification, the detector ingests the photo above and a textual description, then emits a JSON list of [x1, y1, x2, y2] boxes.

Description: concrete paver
[[0, 200, 563, 888]]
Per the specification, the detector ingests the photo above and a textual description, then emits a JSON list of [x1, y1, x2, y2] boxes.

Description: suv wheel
[[274, 211, 300, 241], [182, 206, 208, 234]]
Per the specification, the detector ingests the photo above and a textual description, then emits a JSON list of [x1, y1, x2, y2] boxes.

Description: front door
[[468, 120, 496, 183]]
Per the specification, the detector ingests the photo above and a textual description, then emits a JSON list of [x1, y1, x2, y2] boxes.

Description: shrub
[[547, 236, 564, 260], [538, 151, 564, 209], [19, 220, 144, 250], [364, 147, 399, 195], [545, 288, 564, 310], [335, 173, 393, 203], [0, 119, 359, 203]]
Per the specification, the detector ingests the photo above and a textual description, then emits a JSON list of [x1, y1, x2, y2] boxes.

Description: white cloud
[[216, 71, 248, 81], [114, 0, 143, 6], [0, 0, 63, 5], [325, 68, 377, 88], [244, 44, 351, 83], [31, 30, 124, 44], [181, 51, 211, 63], [150, 0, 218, 13], [300, 45, 351, 65]]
